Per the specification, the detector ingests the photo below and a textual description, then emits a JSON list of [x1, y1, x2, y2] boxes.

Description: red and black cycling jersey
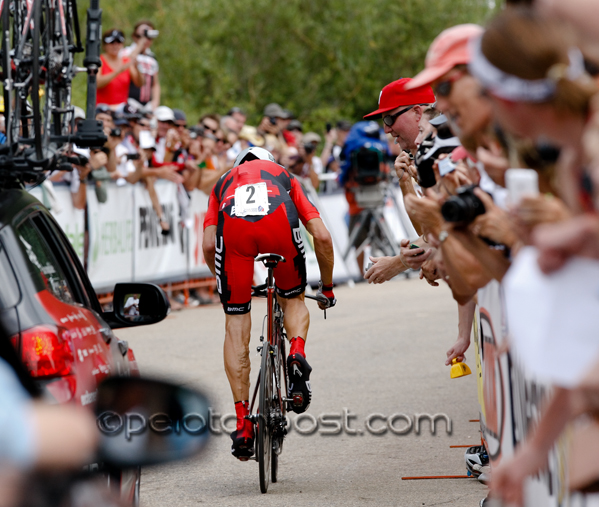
[[203, 160, 320, 229]]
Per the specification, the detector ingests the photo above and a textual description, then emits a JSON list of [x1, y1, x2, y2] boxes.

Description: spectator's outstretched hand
[[399, 238, 433, 270], [533, 214, 599, 273], [419, 258, 440, 286], [364, 255, 406, 284], [445, 336, 470, 365]]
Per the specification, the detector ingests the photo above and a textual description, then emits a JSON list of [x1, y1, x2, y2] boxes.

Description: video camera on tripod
[[340, 121, 390, 210]]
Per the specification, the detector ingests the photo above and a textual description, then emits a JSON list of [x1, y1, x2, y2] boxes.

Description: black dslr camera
[[441, 184, 487, 224]]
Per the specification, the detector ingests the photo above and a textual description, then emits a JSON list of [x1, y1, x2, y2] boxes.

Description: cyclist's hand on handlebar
[[317, 283, 336, 310]]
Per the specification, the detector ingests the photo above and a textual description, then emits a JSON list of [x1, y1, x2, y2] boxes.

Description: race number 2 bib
[[234, 182, 270, 217]]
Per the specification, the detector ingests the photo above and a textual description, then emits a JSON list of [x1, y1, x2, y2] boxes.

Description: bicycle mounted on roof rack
[[0, 0, 107, 189]]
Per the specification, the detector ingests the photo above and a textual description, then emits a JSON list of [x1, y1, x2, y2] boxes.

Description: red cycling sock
[[235, 400, 250, 433], [289, 336, 306, 358]]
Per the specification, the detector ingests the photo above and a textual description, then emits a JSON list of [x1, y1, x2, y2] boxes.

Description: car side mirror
[[95, 377, 210, 468], [104, 283, 170, 328]]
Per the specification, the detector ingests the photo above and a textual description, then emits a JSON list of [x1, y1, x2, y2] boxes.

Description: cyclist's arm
[[202, 225, 217, 275], [305, 218, 334, 286]]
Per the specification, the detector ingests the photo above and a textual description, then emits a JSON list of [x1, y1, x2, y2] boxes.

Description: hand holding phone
[[410, 243, 425, 256]]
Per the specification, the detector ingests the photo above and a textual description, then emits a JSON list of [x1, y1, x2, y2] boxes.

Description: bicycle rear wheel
[[271, 332, 287, 484], [257, 343, 272, 493]]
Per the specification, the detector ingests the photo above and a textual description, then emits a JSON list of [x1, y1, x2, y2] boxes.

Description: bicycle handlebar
[[251, 284, 331, 310]]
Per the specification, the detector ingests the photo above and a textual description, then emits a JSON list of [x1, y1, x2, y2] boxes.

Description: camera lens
[[441, 186, 486, 224]]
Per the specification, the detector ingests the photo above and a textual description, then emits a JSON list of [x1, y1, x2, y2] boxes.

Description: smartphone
[[505, 168, 539, 205], [126, 153, 141, 160], [326, 122, 332, 133], [438, 156, 456, 177], [410, 243, 424, 256]]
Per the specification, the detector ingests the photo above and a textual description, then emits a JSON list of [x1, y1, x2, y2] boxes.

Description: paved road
[[117, 278, 487, 506]]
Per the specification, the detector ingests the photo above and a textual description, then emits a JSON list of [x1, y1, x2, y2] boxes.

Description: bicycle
[[247, 253, 329, 494], [0, 0, 106, 187]]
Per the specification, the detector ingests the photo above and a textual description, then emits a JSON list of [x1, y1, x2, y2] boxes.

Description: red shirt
[[96, 55, 131, 106], [204, 160, 320, 229]]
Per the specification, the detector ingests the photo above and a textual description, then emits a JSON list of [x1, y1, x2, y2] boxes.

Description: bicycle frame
[[249, 263, 287, 417]]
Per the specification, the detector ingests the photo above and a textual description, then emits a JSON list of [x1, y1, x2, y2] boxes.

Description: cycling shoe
[[230, 422, 255, 461], [287, 353, 312, 414]]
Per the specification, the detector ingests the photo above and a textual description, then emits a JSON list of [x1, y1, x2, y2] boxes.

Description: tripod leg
[[342, 212, 369, 261], [373, 209, 400, 257]]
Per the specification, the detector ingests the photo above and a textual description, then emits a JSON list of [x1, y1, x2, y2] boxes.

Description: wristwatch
[[438, 230, 449, 243]]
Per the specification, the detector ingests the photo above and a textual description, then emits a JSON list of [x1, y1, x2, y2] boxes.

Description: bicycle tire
[[257, 342, 272, 493], [1, 0, 12, 147], [30, 0, 43, 160], [271, 321, 286, 484]]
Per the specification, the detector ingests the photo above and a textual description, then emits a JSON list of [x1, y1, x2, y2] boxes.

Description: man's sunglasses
[[382, 106, 414, 127], [202, 123, 217, 134]]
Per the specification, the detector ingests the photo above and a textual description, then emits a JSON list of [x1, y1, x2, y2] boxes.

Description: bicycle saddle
[[255, 253, 286, 268]]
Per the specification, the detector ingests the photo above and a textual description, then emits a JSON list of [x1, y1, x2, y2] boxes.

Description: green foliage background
[[73, 0, 499, 130]]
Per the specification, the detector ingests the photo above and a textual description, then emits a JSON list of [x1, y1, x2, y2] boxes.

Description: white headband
[[468, 35, 586, 102]]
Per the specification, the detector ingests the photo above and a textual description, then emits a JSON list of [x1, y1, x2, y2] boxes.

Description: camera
[[144, 29, 159, 39], [110, 127, 121, 137], [269, 117, 277, 126], [351, 147, 384, 186], [188, 126, 204, 140], [415, 129, 460, 188], [438, 156, 456, 177], [441, 184, 487, 224], [126, 153, 141, 160]]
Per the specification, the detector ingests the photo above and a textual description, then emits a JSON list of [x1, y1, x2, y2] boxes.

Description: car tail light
[[17, 325, 74, 378]]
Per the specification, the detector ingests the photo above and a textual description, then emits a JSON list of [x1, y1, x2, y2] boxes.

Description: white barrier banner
[[475, 280, 566, 506], [133, 180, 187, 283], [28, 183, 85, 263], [187, 189, 213, 278], [87, 184, 134, 291]]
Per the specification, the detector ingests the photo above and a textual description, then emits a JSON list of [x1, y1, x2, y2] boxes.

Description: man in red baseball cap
[[364, 77, 435, 154]]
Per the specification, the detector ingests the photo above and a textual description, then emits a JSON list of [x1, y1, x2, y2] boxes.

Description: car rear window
[[17, 218, 75, 305], [0, 242, 20, 308]]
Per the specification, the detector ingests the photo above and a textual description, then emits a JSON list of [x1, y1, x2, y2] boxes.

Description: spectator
[[320, 119, 352, 174], [257, 103, 289, 162], [97, 29, 148, 107], [154, 106, 179, 163], [227, 107, 247, 130], [286, 119, 303, 147], [361, 80, 435, 282], [122, 20, 161, 110]]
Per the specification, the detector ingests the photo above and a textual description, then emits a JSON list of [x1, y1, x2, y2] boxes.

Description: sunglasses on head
[[382, 106, 414, 127], [104, 30, 125, 44]]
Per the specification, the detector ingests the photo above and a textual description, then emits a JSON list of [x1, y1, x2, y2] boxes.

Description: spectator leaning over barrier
[[122, 20, 161, 111], [97, 29, 147, 107], [451, 8, 599, 504], [362, 78, 435, 283]]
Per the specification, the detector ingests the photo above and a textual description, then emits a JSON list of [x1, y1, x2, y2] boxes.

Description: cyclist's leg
[[224, 313, 252, 402], [277, 294, 309, 351], [216, 214, 258, 457]]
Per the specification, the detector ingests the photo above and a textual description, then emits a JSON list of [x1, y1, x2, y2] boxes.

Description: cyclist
[[202, 147, 336, 460]]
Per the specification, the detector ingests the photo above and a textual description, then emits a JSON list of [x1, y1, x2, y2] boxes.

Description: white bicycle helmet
[[233, 147, 275, 168]]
